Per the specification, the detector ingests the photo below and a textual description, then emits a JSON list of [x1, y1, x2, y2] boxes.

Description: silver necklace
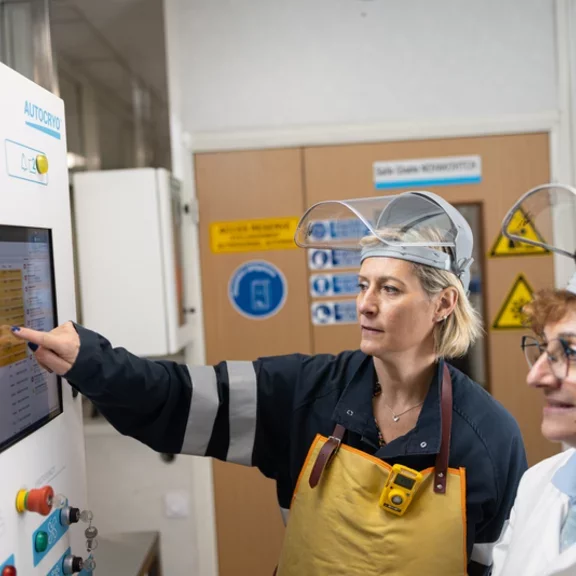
[[374, 381, 425, 423], [383, 401, 425, 422]]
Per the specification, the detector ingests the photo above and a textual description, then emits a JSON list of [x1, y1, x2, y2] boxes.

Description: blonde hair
[[360, 230, 482, 358]]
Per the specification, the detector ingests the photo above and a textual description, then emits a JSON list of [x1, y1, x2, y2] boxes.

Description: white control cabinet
[[73, 168, 191, 357], [0, 63, 90, 574]]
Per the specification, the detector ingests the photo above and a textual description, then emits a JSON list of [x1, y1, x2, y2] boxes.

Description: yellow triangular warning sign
[[490, 209, 550, 257], [492, 274, 534, 330]]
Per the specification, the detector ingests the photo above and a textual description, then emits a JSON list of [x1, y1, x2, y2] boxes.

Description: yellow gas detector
[[379, 464, 423, 516]]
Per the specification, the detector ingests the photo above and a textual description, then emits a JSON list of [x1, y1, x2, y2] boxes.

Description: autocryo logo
[[24, 101, 61, 140]]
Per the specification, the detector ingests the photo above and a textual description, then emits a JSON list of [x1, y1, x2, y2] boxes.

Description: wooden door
[[194, 148, 311, 576], [195, 133, 555, 576]]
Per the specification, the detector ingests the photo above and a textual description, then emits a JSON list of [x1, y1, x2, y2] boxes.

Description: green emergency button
[[35, 530, 48, 553]]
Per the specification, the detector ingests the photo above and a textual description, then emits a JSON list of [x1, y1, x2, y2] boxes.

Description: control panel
[[0, 63, 93, 573]]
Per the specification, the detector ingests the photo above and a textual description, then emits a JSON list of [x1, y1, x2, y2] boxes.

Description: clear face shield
[[294, 191, 474, 291], [501, 184, 576, 293]]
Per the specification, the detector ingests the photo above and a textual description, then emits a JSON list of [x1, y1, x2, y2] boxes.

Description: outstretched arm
[[11, 322, 301, 475]]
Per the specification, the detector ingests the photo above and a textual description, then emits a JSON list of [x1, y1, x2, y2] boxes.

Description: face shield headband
[[294, 191, 474, 292]]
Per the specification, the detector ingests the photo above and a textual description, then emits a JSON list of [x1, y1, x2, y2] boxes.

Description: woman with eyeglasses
[[492, 184, 576, 576]]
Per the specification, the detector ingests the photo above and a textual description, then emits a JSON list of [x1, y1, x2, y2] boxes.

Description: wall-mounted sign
[[308, 249, 361, 270], [311, 300, 357, 326], [211, 217, 299, 253], [492, 274, 534, 330], [229, 261, 287, 320], [490, 209, 550, 257], [310, 273, 359, 298], [306, 219, 369, 243], [373, 155, 481, 190]]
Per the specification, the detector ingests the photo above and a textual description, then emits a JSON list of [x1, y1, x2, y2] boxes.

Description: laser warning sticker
[[210, 217, 299, 253], [492, 274, 534, 330], [490, 209, 550, 257]]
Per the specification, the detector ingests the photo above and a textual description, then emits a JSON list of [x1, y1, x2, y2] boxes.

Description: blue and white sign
[[307, 219, 369, 242], [308, 249, 362, 271], [229, 260, 287, 319], [310, 273, 359, 297], [373, 155, 481, 190], [311, 300, 357, 325]]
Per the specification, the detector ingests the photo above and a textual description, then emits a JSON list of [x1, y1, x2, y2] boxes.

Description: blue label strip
[[46, 549, 93, 576], [375, 176, 481, 189], [0, 555, 15, 571], [25, 121, 61, 140], [33, 508, 69, 566], [46, 547, 70, 576]]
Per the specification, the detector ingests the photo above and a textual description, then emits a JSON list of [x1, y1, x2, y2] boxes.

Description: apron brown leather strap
[[309, 424, 346, 488], [433, 363, 453, 494], [308, 364, 453, 493]]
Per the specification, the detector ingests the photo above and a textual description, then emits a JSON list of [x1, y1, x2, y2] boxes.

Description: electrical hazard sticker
[[492, 274, 534, 330], [490, 209, 550, 257]]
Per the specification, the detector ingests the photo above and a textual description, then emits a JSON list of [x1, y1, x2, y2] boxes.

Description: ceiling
[[51, 0, 169, 107]]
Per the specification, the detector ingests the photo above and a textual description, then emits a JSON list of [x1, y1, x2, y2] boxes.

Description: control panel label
[[0, 554, 15, 571], [33, 508, 69, 566], [5, 139, 48, 186], [46, 549, 93, 576], [46, 547, 70, 576]]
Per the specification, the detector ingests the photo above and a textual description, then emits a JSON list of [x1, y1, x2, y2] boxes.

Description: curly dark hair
[[524, 289, 576, 335]]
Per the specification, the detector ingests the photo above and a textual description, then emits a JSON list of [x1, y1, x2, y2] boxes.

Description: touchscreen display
[[0, 226, 61, 454]]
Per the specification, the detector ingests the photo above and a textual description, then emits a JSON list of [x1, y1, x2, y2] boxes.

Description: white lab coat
[[491, 447, 576, 576]]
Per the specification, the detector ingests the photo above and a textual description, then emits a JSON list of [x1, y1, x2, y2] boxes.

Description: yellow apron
[[276, 365, 468, 576]]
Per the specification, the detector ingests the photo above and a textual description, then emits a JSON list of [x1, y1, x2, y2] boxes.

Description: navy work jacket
[[66, 324, 527, 575]]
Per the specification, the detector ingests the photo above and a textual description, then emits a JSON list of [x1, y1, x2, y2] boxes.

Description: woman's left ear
[[435, 287, 458, 322]]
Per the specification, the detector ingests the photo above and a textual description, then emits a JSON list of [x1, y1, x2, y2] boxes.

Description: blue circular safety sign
[[310, 250, 329, 269], [312, 304, 332, 324], [312, 276, 332, 296], [229, 261, 287, 319], [309, 222, 327, 240]]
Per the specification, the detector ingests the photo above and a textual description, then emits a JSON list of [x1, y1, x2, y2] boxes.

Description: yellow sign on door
[[490, 209, 550, 257], [492, 274, 534, 330], [210, 217, 299, 253]]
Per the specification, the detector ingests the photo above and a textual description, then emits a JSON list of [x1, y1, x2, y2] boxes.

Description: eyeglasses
[[521, 335, 576, 380]]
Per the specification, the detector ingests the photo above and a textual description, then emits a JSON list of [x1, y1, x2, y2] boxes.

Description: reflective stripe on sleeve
[[226, 361, 258, 466], [180, 365, 220, 456], [470, 541, 496, 566]]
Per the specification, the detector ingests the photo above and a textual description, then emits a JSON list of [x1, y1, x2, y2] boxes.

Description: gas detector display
[[394, 474, 416, 490], [0, 225, 61, 454]]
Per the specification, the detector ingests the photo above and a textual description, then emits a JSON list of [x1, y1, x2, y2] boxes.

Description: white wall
[[177, 0, 557, 132], [84, 428, 208, 576]]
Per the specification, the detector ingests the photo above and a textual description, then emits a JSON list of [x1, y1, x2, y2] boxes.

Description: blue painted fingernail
[[28, 342, 38, 352], [11, 326, 20, 332]]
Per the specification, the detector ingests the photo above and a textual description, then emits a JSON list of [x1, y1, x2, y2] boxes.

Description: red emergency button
[[2, 565, 17, 576], [15, 486, 54, 516]]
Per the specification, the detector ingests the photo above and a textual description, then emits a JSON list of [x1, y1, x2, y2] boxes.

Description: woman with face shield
[[11, 191, 526, 576], [490, 184, 576, 576]]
